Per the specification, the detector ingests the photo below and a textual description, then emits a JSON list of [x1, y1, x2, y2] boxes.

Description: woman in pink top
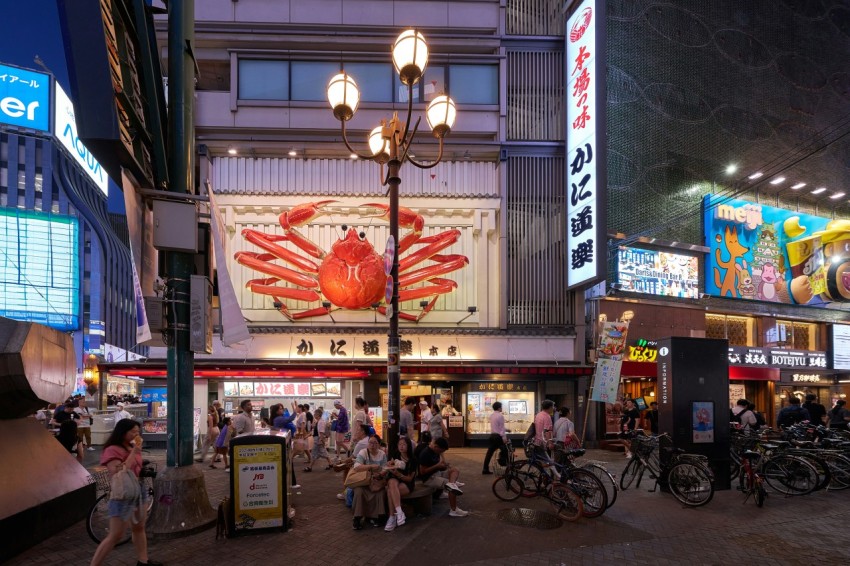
[[91, 418, 161, 566]]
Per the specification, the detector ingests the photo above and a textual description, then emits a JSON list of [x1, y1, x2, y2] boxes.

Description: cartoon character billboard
[[704, 195, 850, 306]]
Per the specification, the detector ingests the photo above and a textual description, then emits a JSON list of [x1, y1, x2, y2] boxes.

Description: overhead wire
[[608, 106, 850, 258]]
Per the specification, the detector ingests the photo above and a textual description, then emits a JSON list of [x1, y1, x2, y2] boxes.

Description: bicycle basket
[[90, 466, 111, 492], [632, 435, 657, 458]]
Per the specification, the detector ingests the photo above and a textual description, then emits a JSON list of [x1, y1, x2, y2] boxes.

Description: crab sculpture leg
[[234, 200, 338, 320], [363, 203, 469, 321]]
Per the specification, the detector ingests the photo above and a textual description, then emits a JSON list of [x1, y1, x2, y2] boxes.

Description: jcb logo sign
[[0, 64, 50, 132]]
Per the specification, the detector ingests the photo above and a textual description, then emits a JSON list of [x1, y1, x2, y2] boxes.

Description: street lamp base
[[148, 466, 217, 538]]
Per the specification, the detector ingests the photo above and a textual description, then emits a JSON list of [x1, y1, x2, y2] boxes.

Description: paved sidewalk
[[8, 447, 847, 565]]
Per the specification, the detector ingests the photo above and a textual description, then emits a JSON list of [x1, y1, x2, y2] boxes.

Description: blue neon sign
[[0, 64, 50, 132]]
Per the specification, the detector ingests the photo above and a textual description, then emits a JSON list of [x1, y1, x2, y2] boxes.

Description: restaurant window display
[[106, 376, 141, 397], [463, 383, 536, 438], [222, 380, 344, 429]]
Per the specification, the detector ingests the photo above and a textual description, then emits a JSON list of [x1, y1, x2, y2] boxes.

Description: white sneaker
[[396, 510, 406, 527], [444, 482, 463, 495], [454, 481, 466, 487], [439, 491, 449, 499], [86, 447, 96, 451], [625, 452, 633, 459], [336, 493, 345, 500], [384, 516, 397, 531], [449, 507, 469, 517], [292, 484, 301, 489]]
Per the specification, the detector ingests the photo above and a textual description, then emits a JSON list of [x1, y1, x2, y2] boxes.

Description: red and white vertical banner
[[565, 0, 607, 290]]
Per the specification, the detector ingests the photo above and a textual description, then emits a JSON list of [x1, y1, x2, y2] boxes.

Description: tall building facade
[[122, 0, 589, 445], [0, 62, 144, 394]]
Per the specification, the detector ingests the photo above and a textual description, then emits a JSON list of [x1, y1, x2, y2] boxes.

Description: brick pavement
[[8, 447, 848, 565]]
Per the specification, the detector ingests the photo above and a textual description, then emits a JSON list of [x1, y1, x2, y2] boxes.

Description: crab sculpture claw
[[277, 200, 338, 260]]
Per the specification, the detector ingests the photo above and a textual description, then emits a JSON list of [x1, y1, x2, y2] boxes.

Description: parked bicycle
[[87, 460, 157, 545], [730, 429, 822, 495], [737, 449, 767, 507], [491, 440, 585, 521], [620, 433, 715, 507]]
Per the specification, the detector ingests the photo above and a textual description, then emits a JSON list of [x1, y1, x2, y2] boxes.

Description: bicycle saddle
[[742, 450, 761, 460], [771, 440, 791, 447], [142, 459, 151, 466], [761, 443, 779, 450], [566, 448, 586, 457], [669, 447, 685, 455]]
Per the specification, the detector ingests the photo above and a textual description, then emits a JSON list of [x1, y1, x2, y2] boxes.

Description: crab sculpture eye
[[342, 224, 348, 232], [359, 231, 366, 240]]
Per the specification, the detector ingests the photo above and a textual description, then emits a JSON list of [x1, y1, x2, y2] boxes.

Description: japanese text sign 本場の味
[[566, 0, 605, 290]]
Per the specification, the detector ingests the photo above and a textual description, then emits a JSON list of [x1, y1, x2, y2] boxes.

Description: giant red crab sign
[[234, 201, 469, 321]]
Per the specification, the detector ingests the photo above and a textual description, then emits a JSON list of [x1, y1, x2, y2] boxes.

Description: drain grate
[[496, 508, 563, 529]]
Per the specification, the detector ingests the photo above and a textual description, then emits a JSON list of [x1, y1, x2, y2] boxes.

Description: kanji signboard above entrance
[[727, 346, 828, 370]]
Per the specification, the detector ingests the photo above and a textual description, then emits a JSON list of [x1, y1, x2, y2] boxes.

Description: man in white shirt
[[113, 402, 134, 428], [482, 401, 509, 474], [74, 398, 95, 450], [419, 400, 432, 441], [232, 399, 256, 435]]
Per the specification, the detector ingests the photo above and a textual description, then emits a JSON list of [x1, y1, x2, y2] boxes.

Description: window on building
[[345, 63, 393, 103], [238, 60, 290, 100], [769, 320, 817, 350], [290, 61, 338, 101], [705, 314, 754, 346], [449, 65, 499, 104]]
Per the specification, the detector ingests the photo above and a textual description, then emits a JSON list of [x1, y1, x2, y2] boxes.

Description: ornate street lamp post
[[327, 29, 457, 451]]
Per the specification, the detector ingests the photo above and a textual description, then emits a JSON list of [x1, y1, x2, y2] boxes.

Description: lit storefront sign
[[704, 195, 850, 306], [790, 374, 821, 383], [0, 63, 49, 131], [728, 346, 828, 369], [0, 208, 79, 331], [565, 0, 607, 290], [53, 82, 109, 196], [617, 248, 699, 298], [628, 339, 659, 362], [223, 382, 342, 398]]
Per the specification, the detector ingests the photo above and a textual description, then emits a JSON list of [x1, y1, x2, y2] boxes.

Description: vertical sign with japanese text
[[566, 0, 606, 290]]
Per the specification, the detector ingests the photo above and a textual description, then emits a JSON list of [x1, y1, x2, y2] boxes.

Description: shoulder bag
[[110, 468, 141, 502], [344, 467, 372, 489]]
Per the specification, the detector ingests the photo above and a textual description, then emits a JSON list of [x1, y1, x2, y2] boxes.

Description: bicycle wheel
[[762, 455, 818, 495], [821, 452, 850, 491], [754, 479, 766, 508], [737, 465, 752, 495], [667, 462, 714, 507], [492, 473, 523, 501], [141, 476, 155, 516], [87, 493, 132, 546], [582, 463, 618, 509], [563, 468, 607, 518], [514, 460, 547, 497], [548, 482, 583, 522], [789, 452, 832, 492], [619, 458, 641, 491]]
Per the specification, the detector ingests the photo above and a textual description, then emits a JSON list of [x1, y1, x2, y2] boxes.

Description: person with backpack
[[776, 395, 810, 429], [731, 399, 757, 430], [828, 399, 850, 430], [747, 402, 766, 431], [803, 394, 827, 426]]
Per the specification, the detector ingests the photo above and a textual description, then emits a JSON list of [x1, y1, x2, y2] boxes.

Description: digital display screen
[[0, 208, 79, 330], [617, 247, 699, 298], [508, 400, 528, 415], [833, 325, 850, 370]]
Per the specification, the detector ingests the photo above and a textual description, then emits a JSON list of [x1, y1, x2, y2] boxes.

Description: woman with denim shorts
[[91, 418, 161, 566]]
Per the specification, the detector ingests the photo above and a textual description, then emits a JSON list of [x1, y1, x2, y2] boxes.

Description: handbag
[[109, 468, 141, 502], [369, 472, 387, 492], [344, 468, 372, 489]]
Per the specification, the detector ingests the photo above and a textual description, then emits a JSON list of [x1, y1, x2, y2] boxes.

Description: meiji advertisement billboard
[[703, 194, 850, 306]]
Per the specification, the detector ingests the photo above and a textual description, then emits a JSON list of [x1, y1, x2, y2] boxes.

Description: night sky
[[1, 0, 124, 211]]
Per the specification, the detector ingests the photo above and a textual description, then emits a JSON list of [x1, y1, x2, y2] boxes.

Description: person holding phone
[[91, 418, 161, 566]]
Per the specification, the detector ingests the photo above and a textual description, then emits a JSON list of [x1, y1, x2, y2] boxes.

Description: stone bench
[[401, 485, 437, 517]]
